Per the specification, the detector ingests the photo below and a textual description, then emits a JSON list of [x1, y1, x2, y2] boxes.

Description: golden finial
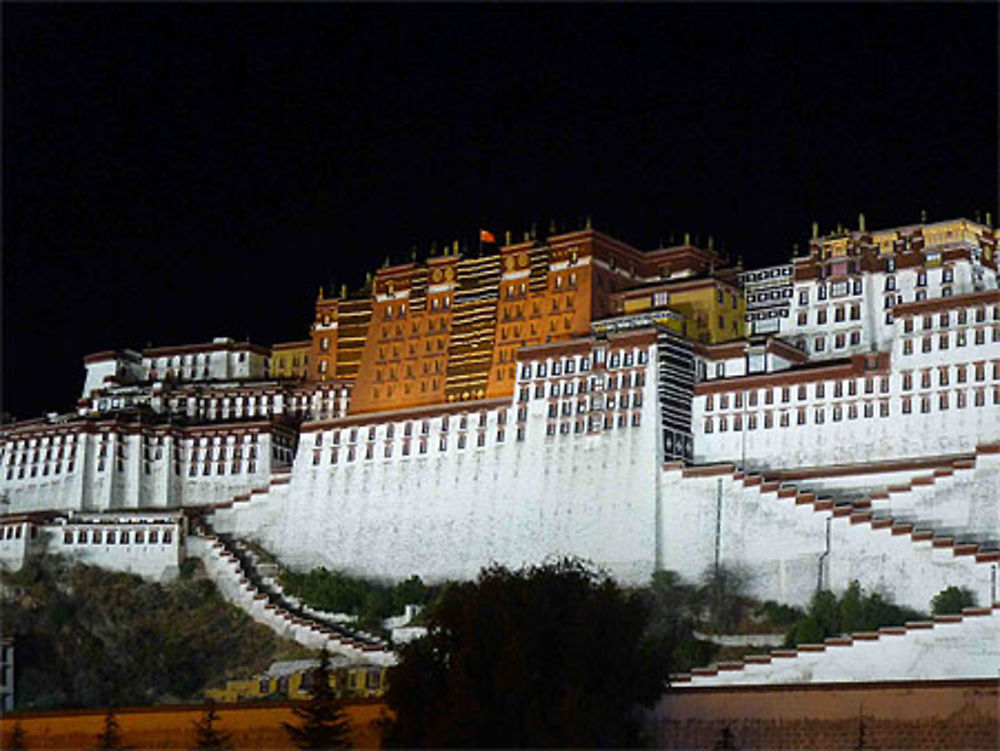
[[530, 223, 537, 240], [549, 219, 557, 235], [708, 236, 714, 251], [858, 213, 866, 232], [812, 221, 819, 239], [920, 209, 927, 224], [987, 212, 993, 228], [585, 216, 592, 230], [382, 255, 390, 269], [505, 230, 512, 245], [318, 286, 324, 300], [684, 232, 690, 246], [453, 239, 459, 254], [524, 231, 530, 242], [411, 246, 417, 262], [340, 283, 347, 299], [365, 271, 372, 287]]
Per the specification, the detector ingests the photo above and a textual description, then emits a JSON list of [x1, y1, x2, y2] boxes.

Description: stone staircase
[[672, 601, 1000, 686], [718, 450, 999, 609], [186, 529, 396, 667]]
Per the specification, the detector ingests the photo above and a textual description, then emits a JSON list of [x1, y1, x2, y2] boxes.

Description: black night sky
[[4, 4, 998, 420]]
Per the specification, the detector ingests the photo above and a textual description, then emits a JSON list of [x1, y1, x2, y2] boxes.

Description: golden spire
[[453, 239, 459, 254], [812, 221, 819, 239], [585, 215, 592, 230], [858, 213, 866, 232], [365, 271, 372, 287], [505, 229, 512, 245], [684, 232, 690, 246], [340, 283, 347, 299], [318, 286, 324, 300], [549, 219, 557, 235]]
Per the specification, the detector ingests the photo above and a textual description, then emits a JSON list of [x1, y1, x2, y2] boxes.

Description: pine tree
[[8, 721, 27, 750], [95, 710, 124, 750], [283, 649, 352, 750], [192, 700, 232, 750]]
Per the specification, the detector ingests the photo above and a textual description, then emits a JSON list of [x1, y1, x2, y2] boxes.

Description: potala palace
[[2, 215, 999, 685]]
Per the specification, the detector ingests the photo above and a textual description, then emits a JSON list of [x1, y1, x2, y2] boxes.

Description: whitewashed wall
[[658, 465, 998, 612], [679, 605, 1000, 685], [215, 343, 662, 585]]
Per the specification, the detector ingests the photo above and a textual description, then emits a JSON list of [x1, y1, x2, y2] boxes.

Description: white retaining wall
[[211, 346, 663, 584], [679, 604, 1000, 686], [659, 466, 998, 611]]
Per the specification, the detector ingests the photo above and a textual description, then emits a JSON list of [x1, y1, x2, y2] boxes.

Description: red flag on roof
[[480, 229, 496, 244]]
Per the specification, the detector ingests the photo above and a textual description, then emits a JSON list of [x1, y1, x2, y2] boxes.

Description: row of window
[[6, 433, 79, 450], [7, 461, 75, 480], [796, 303, 862, 326], [519, 349, 648, 380], [902, 306, 999, 332], [312, 411, 508, 447], [61, 527, 174, 545], [183, 460, 259, 477], [901, 326, 1000, 354], [704, 376, 892, 410], [703, 388, 998, 433], [318, 430, 506, 463], [747, 287, 793, 304], [540, 391, 644, 418], [312, 409, 647, 464], [901, 362, 999, 390], [519, 372, 647, 402], [545, 413, 643, 435]]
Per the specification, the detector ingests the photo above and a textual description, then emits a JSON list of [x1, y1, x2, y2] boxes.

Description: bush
[[280, 568, 437, 625], [383, 559, 670, 748], [784, 581, 925, 647], [931, 586, 976, 615]]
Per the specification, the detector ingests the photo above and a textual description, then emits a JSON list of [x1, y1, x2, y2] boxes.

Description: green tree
[[192, 700, 232, 750], [283, 649, 352, 749], [642, 570, 716, 673], [7, 721, 27, 750], [383, 559, 670, 748], [700, 566, 748, 632], [931, 586, 976, 615], [95, 710, 124, 750]]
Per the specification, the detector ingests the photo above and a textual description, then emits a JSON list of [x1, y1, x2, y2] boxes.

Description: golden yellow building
[[269, 340, 312, 380], [611, 276, 746, 344]]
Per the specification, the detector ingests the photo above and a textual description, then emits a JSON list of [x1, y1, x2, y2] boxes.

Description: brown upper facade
[[305, 228, 737, 414]]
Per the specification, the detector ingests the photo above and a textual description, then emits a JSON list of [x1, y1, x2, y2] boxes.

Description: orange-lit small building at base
[[0, 700, 388, 750]]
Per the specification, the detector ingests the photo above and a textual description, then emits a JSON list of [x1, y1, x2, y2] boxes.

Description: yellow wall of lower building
[[270, 341, 312, 379], [204, 666, 387, 704], [0, 700, 389, 750]]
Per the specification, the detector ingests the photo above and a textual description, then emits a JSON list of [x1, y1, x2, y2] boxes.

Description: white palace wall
[[658, 465, 998, 612], [214, 338, 664, 585]]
